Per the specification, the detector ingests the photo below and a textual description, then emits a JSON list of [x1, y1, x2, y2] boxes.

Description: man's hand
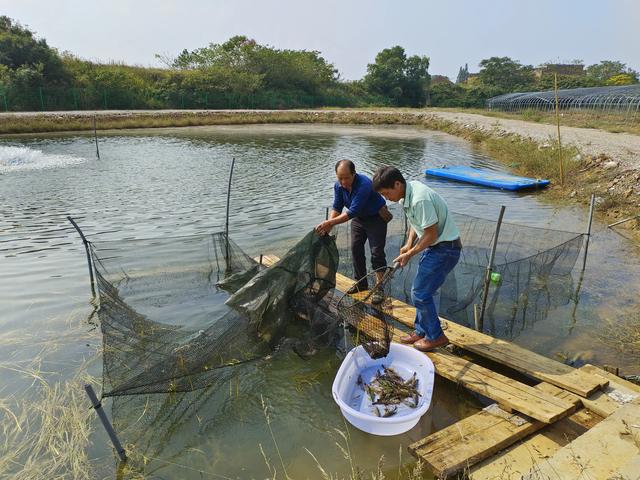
[[393, 251, 413, 267], [399, 244, 411, 255], [315, 220, 334, 236]]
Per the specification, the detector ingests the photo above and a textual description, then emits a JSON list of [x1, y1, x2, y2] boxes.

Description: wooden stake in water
[[67, 216, 96, 297], [554, 73, 563, 186], [479, 205, 506, 330], [93, 115, 100, 159], [84, 384, 126, 462], [581, 194, 595, 272], [224, 158, 236, 270]]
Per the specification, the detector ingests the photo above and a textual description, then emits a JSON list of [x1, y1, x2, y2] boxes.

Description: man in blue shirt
[[316, 160, 390, 303]]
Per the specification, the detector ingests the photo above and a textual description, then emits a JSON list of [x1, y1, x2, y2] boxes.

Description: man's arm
[[400, 228, 417, 254], [394, 224, 438, 267], [316, 183, 348, 235]]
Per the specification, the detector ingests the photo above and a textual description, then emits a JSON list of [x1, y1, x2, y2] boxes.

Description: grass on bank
[[0, 317, 100, 480]]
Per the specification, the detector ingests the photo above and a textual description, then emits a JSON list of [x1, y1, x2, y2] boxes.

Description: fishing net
[[80, 202, 586, 475], [91, 230, 343, 398], [88, 203, 584, 400], [335, 265, 398, 359], [332, 207, 585, 338]]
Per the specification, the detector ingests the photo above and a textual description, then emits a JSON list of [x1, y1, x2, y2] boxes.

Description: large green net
[[90, 208, 585, 397], [91, 230, 343, 397], [84, 204, 586, 472]]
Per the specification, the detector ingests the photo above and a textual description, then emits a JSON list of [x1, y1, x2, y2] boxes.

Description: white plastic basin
[[332, 343, 435, 436]]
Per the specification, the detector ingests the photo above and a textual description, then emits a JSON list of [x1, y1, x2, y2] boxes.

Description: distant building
[[456, 64, 469, 84], [534, 64, 585, 78], [431, 75, 452, 85]]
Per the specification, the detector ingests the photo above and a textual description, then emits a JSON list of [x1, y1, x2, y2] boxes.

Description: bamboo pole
[[478, 205, 506, 331], [93, 115, 100, 159], [67, 216, 96, 297], [607, 215, 640, 228], [473, 304, 480, 332], [554, 73, 564, 186], [224, 158, 235, 270], [581, 194, 595, 271]]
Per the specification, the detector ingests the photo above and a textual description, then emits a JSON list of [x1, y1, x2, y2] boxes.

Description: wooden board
[[522, 400, 640, 479], [469, 408, 604, 480], [580, 364, 640, 394], [259, 254, 575, 423], [578, 364, 640, 418], [410, 408, 542, 478], [345, 277, 607, 397], [411, 346, 575, 424], [611, 455, 640, 480], [409, 383, 582, 478]]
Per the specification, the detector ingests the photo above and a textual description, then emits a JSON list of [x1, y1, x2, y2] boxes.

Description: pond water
[[1, 124, 639, 479]]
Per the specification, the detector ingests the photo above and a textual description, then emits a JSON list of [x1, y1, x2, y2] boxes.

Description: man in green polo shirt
[[372, 166, 462, 352]]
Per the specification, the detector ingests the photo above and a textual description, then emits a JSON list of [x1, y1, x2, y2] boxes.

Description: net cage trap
[[67, 204, 587, 464]]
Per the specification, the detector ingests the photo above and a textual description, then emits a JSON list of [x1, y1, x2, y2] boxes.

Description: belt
[[432, 238, 462, 249]]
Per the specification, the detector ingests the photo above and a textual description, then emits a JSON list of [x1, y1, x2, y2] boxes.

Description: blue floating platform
[[424, 166, 550, 191]]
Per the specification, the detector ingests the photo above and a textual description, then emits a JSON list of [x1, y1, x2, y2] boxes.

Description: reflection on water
[[1, 124, 639, 479]]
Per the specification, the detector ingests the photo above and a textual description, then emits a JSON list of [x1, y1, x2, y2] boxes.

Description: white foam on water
[[0, 145, 86, 173]]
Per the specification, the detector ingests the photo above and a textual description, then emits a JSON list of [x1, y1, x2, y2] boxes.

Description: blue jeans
[[411, 244, 461, 340]]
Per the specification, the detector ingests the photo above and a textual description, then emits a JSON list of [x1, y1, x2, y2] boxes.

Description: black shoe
[[346, 283, 368, 295]]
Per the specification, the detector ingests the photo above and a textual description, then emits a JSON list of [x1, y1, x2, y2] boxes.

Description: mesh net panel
[[224, 230, 339, 346], [335, 267, 396, 359], [91, 230, 342, 397], [90, 208, 584, 399], [332, 208, 584, 338]]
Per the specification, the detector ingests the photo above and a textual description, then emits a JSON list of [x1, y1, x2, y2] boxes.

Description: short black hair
[[335, 159, 356, 174], [372, 166, 406, 190]]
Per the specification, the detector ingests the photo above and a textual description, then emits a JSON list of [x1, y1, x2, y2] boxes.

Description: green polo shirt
[[400, 181, 460, 243]]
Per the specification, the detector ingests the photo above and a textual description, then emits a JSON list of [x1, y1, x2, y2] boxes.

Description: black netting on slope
[[90, 230, 342, 397]]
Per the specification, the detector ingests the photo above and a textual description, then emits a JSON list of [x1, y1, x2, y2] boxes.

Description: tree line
[[0, 15, 637, 111], [432, 57, 639, 108]]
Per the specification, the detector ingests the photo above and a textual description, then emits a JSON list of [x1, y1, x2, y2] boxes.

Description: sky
[[1, 0, 638, 80]]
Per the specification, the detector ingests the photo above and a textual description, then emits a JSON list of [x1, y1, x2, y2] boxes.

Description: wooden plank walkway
[[469, 364, 640, 480], [257, 254, 633, 478], [259, 254, 575, 423], [522, 400, 640, 479], [353, 293, 607, 397], [408, 383, 581, 478], [469, 409, 603, 480]]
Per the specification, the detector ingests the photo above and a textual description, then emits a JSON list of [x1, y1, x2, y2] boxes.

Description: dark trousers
[[351, 215, 387, 288]]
